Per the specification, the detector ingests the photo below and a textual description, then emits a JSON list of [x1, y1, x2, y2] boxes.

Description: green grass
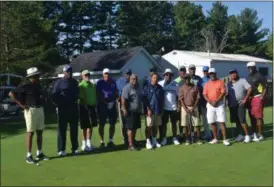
[[1, 107, 273, 186]]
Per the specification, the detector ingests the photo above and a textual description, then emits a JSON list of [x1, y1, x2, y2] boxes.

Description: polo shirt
[[175, 76, 185, 87], [96, 78, 117, 103], [190, 75, 203, 88], [51, 78, 79, 107], [116, 77, 129, 97], [179, 83, 200, 106], [246, 70, 267, 96], [158, 79, 179, 111], [203, 79, 226, 102], [143, 83, 164, 115], [11, 81, 44, 107], [226, 78, 251, 107], [79, 80, 97, 106], [121, 84, 143, 112]]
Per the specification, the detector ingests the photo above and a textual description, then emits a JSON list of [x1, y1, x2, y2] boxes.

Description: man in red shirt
[[203, 68, 230, 146]]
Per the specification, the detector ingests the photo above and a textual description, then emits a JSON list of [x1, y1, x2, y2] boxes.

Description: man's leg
[[57, 111, 67, 154], [69, 114, 79, 153], [127, 129, 134, 148], [160, 111, 168, 145], [219, 122, 227, 140], [211, 123, 218, 139], [122, 117, 128, 145], [145, 116, 153, 149], [238, 105, 250, 142], [26, 132, 34, 156], [108, 106, 117, 146]]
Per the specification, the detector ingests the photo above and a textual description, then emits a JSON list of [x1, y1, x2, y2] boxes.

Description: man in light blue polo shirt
[[201, 66, 211, 140]]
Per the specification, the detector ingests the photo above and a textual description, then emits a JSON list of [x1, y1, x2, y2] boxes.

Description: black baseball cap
[[149, 67, 157, 73], [229, 69, 238, 74]]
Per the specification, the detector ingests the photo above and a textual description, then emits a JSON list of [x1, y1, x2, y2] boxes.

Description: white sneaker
[[146, 140, 153, 150], [161, 137, 167, 146], [244, 135, 251, 143], [81, 144, 87, 151], [209, 139, 218, 144], [153, 139, 161, 148], [258, 135, 264, 141], [173, 137, 180, 145], [58, 151, 66, 156], [252, 134, 260, 142], [223, 139, 231, 146], [235, 134, 245, 142]]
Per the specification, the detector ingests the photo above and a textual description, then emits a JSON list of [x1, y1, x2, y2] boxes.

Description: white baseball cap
[[164, 68, 173, 75], [208, 68, 216, 74], [247, 61, 256, 67], [26, 67, 40, 77], [102, 68, 110, 74]]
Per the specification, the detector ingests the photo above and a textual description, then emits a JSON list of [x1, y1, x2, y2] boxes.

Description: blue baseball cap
[[125, 69, 132, 75], [203, 66, 209, 71], [63, 65, 72, 72], [229, 69, 238, 74]]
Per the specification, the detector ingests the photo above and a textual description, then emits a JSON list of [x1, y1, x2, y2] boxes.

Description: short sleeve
[[203, 83, 208, 96], [242, 79, 251, 90], [121, 86, 129, 100]]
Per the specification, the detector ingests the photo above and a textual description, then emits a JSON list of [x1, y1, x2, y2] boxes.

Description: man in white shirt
[[158, 69, 180, 146]]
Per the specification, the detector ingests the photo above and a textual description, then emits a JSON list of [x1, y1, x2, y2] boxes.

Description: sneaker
[[258, 135, 264, 141], [197, 140, 203, 145], [107, 142, 115, 148], [146, 140, 153, 150], [86, 146, 93, 152], [153, 139, 161, 148], [58, 151, 66, 157], [99, 142, 105, 148], [128, 146, 138, 151], [26, 155, 35, 164], [223, 139, 231, 146], [185, 140, 190, 146], [252, 134, 260, 142], [36, 153, 49, 161], [243, 135, 251, 143], [72, 150, 80, 156], [235, 134, 245, 142], [81, 144, 87, 151], [173, 137, 180, 145], [161, 137, 167, 146], [209, 139, 218, 144]]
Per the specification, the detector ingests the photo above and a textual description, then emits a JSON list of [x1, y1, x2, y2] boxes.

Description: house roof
[[69, 46, 157, 73], [170, 50, 272, 63]]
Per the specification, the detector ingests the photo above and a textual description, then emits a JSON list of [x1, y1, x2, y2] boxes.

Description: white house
[[53, 46, 163, 81], [162, 50, 272, 79]]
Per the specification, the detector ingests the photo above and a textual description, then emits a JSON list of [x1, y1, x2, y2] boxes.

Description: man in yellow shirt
[[79, 70, 97, 151]]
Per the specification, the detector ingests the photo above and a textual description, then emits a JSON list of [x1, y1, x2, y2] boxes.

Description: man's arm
[[178, 86, 189, 113], [9, 87, 27, 109], [193, 87, 200, 109], [260, 75, 268, 100], [51, 79, 60, 105], [216, 81, 226, 104]]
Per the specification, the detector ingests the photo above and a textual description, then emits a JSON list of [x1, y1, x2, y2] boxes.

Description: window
[[258, 67, 268, 77]]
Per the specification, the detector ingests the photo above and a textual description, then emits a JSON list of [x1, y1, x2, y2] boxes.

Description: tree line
[[0, 1, 273, 74]]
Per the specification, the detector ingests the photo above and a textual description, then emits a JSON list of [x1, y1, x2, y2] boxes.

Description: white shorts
[[206, 102, 226, 124]]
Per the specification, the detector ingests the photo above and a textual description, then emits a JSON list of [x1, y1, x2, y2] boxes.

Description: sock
[[100, 140, 104, 144], [87, 139, 91, 147], [146, 138, 151, 143], [37, 150, 42, 155], [27, 152, 32, 157], [82, 140, 86, 146], [108, 138, 113, 143]]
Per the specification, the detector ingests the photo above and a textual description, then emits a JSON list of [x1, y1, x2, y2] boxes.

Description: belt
[[28, 105, 42, 108]]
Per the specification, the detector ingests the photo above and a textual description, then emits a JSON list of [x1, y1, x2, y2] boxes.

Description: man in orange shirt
[[203, 68, 230, 146]]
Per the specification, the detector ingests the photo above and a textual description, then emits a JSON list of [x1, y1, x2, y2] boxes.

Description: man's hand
[[122, 109, 127, 117], [147, 109, 152, 117], [188, 108, 194, 113], [239, 99, 247, 106]]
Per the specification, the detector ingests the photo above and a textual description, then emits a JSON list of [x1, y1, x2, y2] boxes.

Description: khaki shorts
[[24, 107, 45, 132], [146, 115, 162, 127], [181, 106, 200, 127]]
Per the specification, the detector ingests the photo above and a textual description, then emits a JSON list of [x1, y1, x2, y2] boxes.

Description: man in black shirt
[[51, 65, 80, 156], [9, 67, 49, 164], [246, 62, 268, 142]]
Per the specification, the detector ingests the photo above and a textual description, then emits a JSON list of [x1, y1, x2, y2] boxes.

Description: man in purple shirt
[[96, 68, 118, 148]]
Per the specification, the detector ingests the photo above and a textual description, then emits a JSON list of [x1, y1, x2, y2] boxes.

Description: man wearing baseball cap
[[226, 69, 252, 143], [203, 68, 230, 146], [52, 65, 80, 156], [175, 65, 187, 138], [79, 70, 97, 151], [200, 66, 211, 140], [9, 67, 49, 164], [96, 68, 119, 148], [158, 69, 180, 146], [116, 69, 132, 146], [246, 62, 268, 141]]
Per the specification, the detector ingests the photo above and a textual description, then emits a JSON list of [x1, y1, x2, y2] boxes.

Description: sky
[[194, 1, 273, 32]]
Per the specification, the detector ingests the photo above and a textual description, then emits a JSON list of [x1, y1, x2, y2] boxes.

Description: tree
[[173, 2, 205, 50], [265, 33, 273, 59], [0, 1, 63, 74], [235, 8, 269, 56]]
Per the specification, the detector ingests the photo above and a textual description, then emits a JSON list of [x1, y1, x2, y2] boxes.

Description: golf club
[[117, 101, 124, 142]]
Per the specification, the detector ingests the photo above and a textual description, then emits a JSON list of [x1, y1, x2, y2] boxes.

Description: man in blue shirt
[[201, 66, 212, 140], [96, 68, 119, 148], [51, 65, 80, 156], [143, 73, 165, 149], [116, 69, 132, 145]]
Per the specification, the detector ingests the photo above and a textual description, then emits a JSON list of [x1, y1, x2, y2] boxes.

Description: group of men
[[9, 61, 268, 164]]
